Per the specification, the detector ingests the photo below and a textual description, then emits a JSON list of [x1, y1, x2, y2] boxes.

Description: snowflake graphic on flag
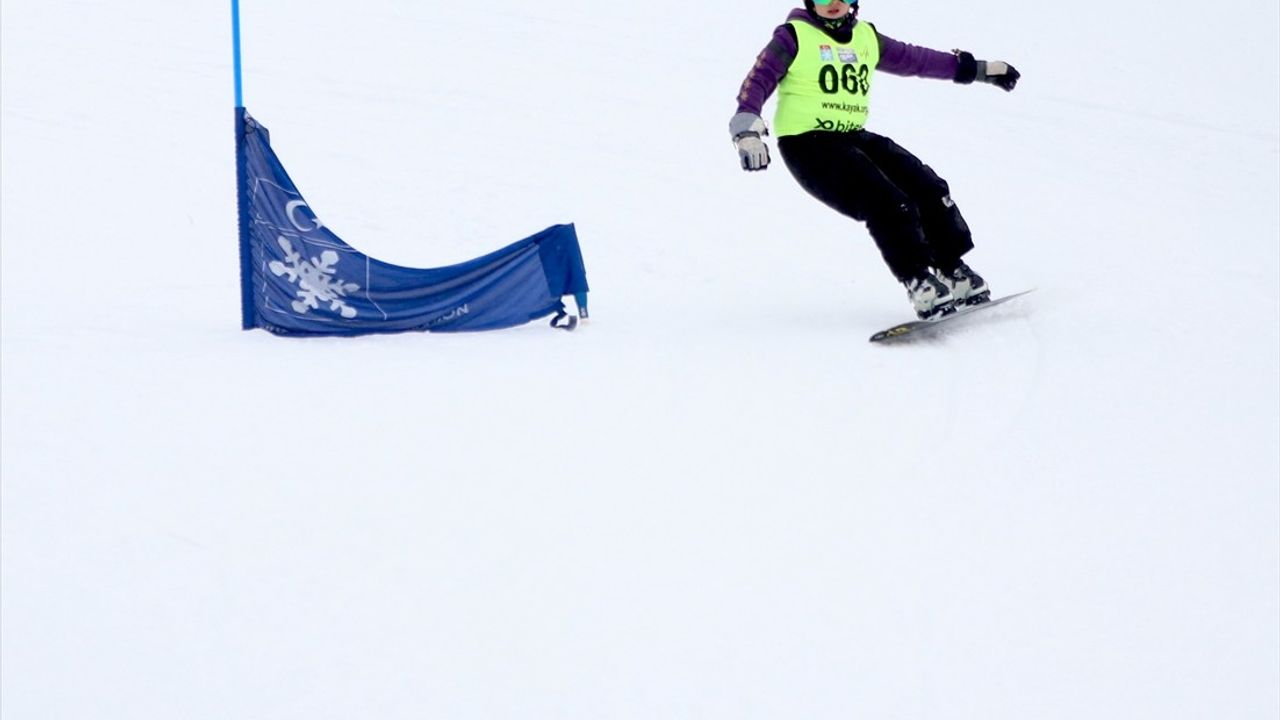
[[268, 236, 361, 319]]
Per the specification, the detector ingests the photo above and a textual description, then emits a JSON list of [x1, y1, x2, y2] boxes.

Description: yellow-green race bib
[[774, 20, 881, 137]]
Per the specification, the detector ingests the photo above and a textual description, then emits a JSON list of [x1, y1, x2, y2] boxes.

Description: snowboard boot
[[904, 272, 955, 320], [937, 261, 991, 307]]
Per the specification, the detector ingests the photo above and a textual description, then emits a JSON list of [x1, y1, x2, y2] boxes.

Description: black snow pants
[[777, 130, 974, 282]]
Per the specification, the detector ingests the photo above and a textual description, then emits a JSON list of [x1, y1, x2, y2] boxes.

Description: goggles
[[813, 0, 857, 5]]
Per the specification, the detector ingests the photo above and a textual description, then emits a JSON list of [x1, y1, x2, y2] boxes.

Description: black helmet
[[804, 0, 859, 27]]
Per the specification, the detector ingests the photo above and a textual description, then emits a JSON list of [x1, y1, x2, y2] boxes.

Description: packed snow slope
[[2, 0, 1277, 718]]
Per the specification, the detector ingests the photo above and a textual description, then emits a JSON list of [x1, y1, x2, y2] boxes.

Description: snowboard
[[869, 290, 1034, 343]]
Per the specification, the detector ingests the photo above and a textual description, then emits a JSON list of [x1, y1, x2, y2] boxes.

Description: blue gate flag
[[236, 109, 589, 336]]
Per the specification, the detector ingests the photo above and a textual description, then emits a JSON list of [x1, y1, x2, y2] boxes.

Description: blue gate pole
[[231, 0, 244, 107], [233, 0, 254, 329]]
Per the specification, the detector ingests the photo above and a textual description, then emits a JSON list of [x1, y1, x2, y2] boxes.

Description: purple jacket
[[736, 9, 962, 116]]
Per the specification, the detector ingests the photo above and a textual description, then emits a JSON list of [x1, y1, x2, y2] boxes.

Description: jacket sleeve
[[874, 26, 962, 81], [735, 24, 798, 116]]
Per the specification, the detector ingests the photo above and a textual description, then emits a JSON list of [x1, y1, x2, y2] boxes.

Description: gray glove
[[729, 112, 770, 172]]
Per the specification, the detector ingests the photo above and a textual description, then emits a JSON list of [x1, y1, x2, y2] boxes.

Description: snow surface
[[2, 0, 1278, 717]]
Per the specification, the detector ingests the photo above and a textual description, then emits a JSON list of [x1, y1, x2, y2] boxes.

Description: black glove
[[954, 51, 1020, 92], [977, 60, 1020, 91]]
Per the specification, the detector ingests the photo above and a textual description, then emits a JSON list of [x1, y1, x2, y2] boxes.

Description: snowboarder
[[730, 0, 1020, 319]]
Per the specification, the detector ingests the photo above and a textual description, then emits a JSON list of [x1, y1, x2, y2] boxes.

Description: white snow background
[[2, 0, 1278, 718]]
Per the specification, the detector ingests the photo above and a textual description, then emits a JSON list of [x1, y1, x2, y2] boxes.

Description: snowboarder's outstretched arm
[[875, 28, 1020, 91]]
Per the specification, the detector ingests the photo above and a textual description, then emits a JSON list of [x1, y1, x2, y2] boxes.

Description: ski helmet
[[805, 0, 858, 23]]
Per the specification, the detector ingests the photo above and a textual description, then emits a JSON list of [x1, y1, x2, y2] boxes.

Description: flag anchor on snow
[[550, 292, 590, 330], [236, 109, 589, 336]]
